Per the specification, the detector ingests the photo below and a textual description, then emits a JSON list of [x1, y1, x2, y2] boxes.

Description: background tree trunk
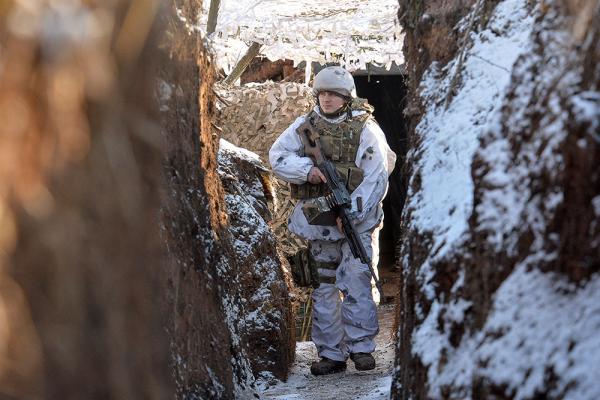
[[223, 42, 262, 85]]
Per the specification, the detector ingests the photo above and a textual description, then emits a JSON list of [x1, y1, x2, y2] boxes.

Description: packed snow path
[[258, 304, 395, 399]]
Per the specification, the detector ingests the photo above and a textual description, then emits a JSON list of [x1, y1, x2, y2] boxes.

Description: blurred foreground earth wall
[[0, 0, 294, 399], [0, 0, 172, 398]]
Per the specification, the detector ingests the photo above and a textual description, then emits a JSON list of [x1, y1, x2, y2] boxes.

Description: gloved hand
[[307, 166, 327, 184]]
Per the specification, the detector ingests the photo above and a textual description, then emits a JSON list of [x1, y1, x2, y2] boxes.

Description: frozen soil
[[258, 304, 395, 400]]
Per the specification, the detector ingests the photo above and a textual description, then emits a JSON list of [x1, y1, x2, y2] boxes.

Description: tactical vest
[[290, 99, 374, 200]]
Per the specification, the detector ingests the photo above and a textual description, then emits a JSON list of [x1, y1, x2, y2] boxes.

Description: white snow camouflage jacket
[[269, 106, 396, 241]]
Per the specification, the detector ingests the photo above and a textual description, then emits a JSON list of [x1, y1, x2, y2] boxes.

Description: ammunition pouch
[[289, 249, 338, 288], [290, 182, 329, 199], [301, 196, 337, 226]]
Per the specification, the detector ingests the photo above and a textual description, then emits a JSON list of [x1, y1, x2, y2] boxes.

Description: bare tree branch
[[222, 42, 261, 85]]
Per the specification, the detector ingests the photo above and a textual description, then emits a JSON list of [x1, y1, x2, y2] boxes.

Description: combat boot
[[310, 357, 347, 376], [350, 352, 375, 371]]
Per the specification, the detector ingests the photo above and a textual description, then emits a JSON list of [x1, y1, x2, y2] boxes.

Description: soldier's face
[[318, 91, 346, 114]]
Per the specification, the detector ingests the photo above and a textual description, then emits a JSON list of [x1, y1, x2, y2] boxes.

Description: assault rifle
[[297, 119, 384, 299]]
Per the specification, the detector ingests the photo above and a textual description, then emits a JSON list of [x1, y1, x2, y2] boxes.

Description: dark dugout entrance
[[354, 69, 408, 301]]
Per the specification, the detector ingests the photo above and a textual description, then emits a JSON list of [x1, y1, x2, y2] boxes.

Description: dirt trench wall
[[394, 0, 600, 398], [397, 0, 476, 124], [160, 7, 240, 398], [161, 4, 295, 398]]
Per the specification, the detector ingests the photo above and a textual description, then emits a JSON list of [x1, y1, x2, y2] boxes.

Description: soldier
[[269, 66, 396, 375]]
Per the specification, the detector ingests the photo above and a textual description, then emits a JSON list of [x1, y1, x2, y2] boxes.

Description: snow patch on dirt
[[432, 268, 600, 399], [405, 0, 534, 263]]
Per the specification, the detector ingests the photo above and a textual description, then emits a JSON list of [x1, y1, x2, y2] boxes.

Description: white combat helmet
[[312, 66, 356, 98]]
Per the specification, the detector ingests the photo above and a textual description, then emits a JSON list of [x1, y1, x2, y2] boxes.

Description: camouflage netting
[[216, 81, 315, 257]]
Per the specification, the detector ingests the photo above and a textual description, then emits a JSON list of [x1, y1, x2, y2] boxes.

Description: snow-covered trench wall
[[394, 0, 600, 398]]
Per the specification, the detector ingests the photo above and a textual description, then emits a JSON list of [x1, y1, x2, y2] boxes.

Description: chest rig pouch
[[290, 105, 371, 202]]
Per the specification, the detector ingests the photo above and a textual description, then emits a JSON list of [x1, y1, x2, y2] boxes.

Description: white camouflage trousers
[[310, 228, 380, 362]]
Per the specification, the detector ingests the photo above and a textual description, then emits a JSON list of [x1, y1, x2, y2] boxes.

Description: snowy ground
[[257, 305, 395, 400]]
